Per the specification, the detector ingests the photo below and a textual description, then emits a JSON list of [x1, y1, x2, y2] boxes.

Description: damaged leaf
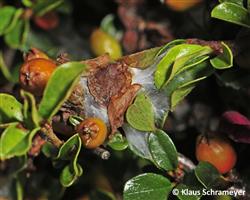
[[88, 62, 132, 106], [108, 84, 141, 134]]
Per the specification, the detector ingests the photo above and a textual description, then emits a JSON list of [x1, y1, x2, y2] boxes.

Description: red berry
[[34, 12, 59, 30]]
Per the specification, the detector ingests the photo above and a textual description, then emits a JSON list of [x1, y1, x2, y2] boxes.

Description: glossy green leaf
[[170, 75, 210, 110], [68, 115, 83, 127], [162, 61, 214, 109], [108, 132, 128, 151], [148, 130, 178, 171], [0, 94, 23, 124], [126, 93, 155, 132], [38, 62, 87, 120], [154, 44, 211, 88], [210, 42, 233, 69], [90, 189, 116, 200], [195, 162, 220, 188], [57, 134, 82, 187], [0, 6, 16, 35], [33, 0, 63, 16], [169, 47, 212, 81], [156, 39, 186, 57], [211, 2, 250, 28], [0, 123, 40, 159], [219, 0, 243, 5], [123, 124, 152, 160], [21, 90, 41, 129], [60, 164, 77, 187], [123, 173, 172, 200], [60, 163, 82, 187], [56, 134, 81, 160]]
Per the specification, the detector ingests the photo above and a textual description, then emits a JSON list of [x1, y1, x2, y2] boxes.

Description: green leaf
[[211, 2, 250, 28], [56, 134, 81, 160], [156, 39, 186, 57], [123, 124, 152, 160], [68, 115, 83, 127], [172, 49, 212, 78], [195, 161, 220, 188], [170, 84, 196, 110], [0, 6, 16, 35], [0, 94, 23, 124], [108, 132, 128, 151], [210, 42, 233, 69], [148, 130, 178, 171], [123, 173, 173, 200], [57, 134, 83, 187], [100, 14, 118, 39], [22, 0, 34, 7], [21, 90, 41, 129], [120, 47, 161, 69], [0, 52, 16, 82], [219, 0, 243, 5], [33, 0, 63, 16], [162, 61, 214, 109], [154, 44, 211, 89], [4, 8, 23, 34], [0, 123, 40, 159], [38, 62, 87, 120], [126, 93, 155, 132], [4, 18, 29, 49], [90, 189, 116, 200], [60, 164, 78, 187]]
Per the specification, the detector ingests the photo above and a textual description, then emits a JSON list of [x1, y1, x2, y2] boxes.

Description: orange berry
[[19, 58, 57, 96], [196, 135, 237, 174], [76, 118, 108, 149], [165, 0, 202, 11], [24, 48, 49, 62]]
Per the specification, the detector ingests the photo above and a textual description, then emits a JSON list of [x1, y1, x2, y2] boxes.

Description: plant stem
[[92, 147, 110, 160], [40, 122, 63, 148]]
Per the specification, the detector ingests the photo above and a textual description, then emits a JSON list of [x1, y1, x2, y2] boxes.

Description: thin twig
[[92, 147, 110, 160], [40, 122, 63, 148]]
